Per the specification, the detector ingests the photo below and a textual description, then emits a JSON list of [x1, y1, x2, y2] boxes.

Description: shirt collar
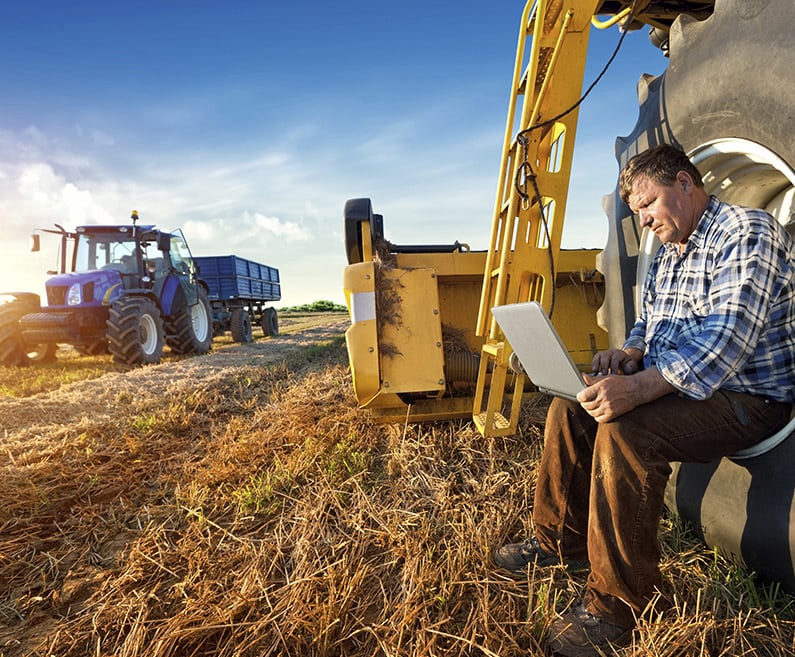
[[661, 194, 722, 254]]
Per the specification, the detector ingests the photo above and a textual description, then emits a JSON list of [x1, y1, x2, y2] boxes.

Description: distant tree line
[[279, 300, 347, 313]]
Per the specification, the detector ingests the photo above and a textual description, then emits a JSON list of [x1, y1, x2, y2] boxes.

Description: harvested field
[[1, 313, 794, 656]]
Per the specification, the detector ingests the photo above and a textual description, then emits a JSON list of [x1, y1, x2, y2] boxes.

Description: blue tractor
[[0, 212, 213, 367]]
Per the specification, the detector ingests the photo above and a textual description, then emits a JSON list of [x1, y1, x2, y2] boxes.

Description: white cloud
[[250, 211, 310, 241], [12, 162, 114, 226]]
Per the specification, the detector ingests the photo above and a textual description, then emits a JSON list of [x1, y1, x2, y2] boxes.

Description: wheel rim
[[191, 302, 210, 342], [635, 138, 795, 312], [139, 313, 159, 355]]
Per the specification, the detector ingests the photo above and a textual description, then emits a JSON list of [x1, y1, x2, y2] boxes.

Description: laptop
[[491, 301, 586, 401]]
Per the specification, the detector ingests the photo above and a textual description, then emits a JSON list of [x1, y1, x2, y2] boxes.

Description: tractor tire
[[598, 0, 795, 345], [165, 287, 213, 355], [597, 0, 795, 591], [107, 296, 165, 367], [0, 298, 58, 366], [230, 308, 253, 343], [0, 301, 26, 366], [261, 307, 279, 337]]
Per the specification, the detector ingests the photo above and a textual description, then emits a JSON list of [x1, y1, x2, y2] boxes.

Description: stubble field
[[1, 312, 794, 656]]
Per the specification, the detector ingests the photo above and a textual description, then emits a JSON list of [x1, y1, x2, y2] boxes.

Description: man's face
[[627, 173, 697, 245]]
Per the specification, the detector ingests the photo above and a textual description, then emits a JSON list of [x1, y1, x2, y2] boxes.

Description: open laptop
[[491, 301, 586, 401]]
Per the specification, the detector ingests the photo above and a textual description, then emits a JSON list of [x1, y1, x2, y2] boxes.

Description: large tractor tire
[[107, 296, 165, 367], [597, 0, 795, 590], [0, 297, 58, 366], [261, 307, 279, 337], [230, 308, 253, 343], [165, 287, 213, 355], [0, 300, 27, 366]]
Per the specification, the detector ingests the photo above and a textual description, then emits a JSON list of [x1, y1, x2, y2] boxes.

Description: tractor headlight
[[66, 282, 83, 306]]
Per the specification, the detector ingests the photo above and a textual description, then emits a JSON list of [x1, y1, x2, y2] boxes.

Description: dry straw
[[1, 328, 794, 656]]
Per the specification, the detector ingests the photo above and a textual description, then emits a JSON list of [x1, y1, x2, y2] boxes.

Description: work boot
[[492, 536, 587, 574], [547, 604, 632, 656]]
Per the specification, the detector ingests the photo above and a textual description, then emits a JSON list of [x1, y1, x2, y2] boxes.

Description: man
[[493, 144, 795, 656]]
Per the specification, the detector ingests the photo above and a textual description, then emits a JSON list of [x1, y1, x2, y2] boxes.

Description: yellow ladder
[[474, 0, 600, 436]]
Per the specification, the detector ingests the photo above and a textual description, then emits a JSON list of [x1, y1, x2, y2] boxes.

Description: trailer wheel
[[166, 287, 213, 355], [261, 307, 279, 337], [230, 308, 253, 343], [107, 296, 165, 367], [599, 0, 795, 345], [598, 0, 795, 590]]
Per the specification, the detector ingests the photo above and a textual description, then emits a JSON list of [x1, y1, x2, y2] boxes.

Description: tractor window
[[76, 235, 136, 272], [169, 230, 195, 276]]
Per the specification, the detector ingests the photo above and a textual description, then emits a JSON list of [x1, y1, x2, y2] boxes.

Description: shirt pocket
[[685, 292, 710, 322]]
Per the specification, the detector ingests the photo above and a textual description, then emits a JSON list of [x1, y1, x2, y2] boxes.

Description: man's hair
[[619, 144, 704, 203]]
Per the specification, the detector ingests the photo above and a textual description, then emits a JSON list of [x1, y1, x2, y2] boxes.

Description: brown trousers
[[533, 390, 791, 627]]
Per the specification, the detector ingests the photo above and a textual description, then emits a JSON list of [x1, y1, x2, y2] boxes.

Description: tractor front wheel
[[107, 296, 165, 367]]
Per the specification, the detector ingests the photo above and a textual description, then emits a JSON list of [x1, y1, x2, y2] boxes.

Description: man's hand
[[578, 373, 643, 423], [577, 363, 676, 423], [590, 347, 643, 376]]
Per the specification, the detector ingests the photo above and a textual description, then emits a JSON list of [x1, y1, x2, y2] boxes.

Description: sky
[[0, 1, 667, 307]]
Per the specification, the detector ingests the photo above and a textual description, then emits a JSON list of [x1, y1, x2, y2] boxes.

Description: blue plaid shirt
[[624, 196, 795, 402]]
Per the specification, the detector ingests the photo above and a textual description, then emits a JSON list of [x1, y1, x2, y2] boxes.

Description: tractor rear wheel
[[597, 0, 795, 590], [166, 287, 213, 355], [230, 308, 253, 343], [261, 307, 279, 337], [107, 296, 165, 367]]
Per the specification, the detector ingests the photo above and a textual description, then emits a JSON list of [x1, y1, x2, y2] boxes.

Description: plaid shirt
[[624, 196, 795, 402]]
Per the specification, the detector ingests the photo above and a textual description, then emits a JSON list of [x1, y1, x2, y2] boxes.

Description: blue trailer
[[193, 255, 281, 342]]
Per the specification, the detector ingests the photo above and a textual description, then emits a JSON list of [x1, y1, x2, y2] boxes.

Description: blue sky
[[0, 2, 667, 307]]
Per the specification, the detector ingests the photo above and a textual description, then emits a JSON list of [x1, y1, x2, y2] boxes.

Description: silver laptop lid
[[491, 302, 585, 401]]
